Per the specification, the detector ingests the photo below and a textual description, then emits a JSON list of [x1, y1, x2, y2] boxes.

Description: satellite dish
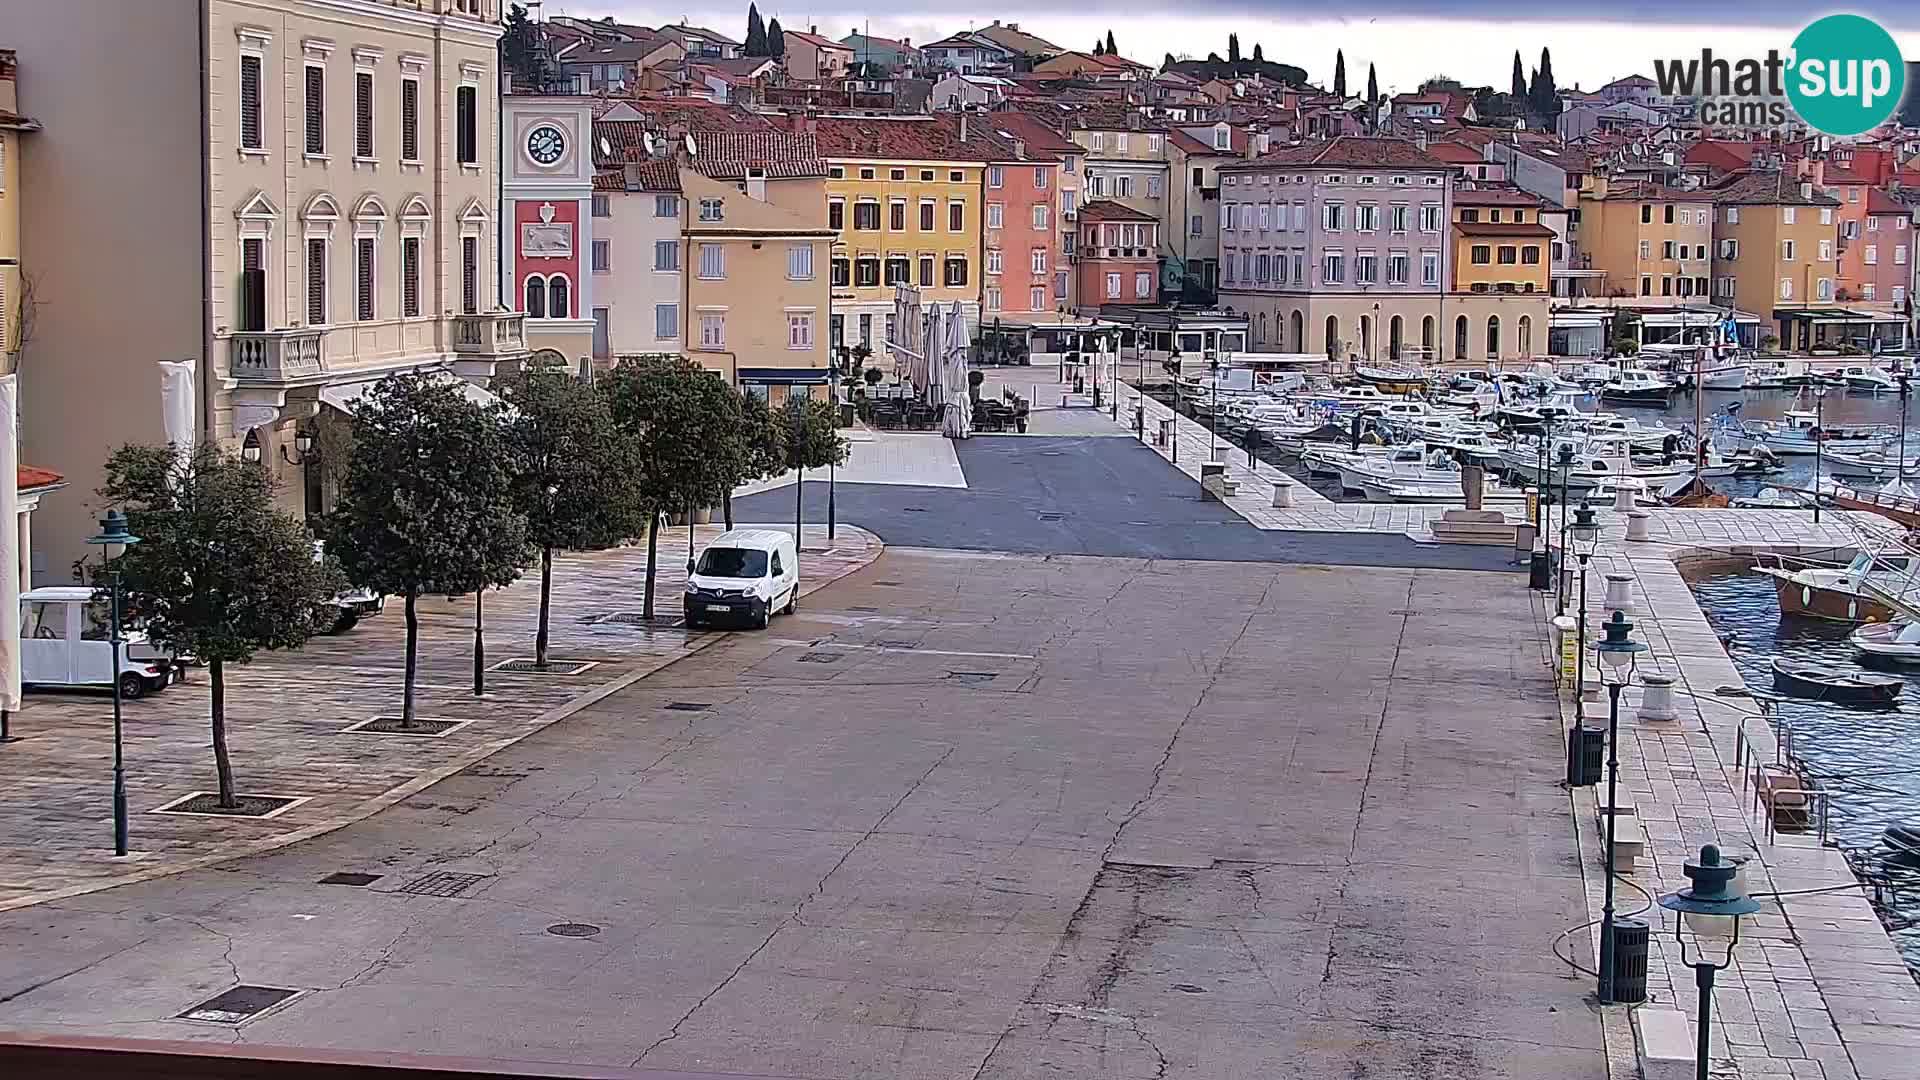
[[642, 130, 658, 156], [598, 135, 612, 159], [683, 132, 698, 157]]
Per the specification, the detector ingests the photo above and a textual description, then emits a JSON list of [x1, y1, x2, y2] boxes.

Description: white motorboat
[[1837, 365, 1899, 393], [1758, 549, 1914, 623], [1336, 446, 1462, 493], [1557, 359, 1616, 387], [1699, 363, 1748, 391], [1361, 477, 1530, 504], [1852, 620, 1920, 663], [1823, 448, 1920, 481], [1726, 410, 1897, 456], [1599, 368, 1677, 406]]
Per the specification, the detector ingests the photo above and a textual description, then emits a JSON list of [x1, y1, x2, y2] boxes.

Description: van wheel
[[784, 589, 798, 615], [118, 673, 147, 700], [755, 606, 771, 630]]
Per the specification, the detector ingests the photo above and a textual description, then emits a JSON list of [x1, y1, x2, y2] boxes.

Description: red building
[[983, 147, 1062, 317], [1075, 200, 1159, 311]]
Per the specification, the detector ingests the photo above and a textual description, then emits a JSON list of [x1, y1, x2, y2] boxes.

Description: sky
[[537, 2, 1920, 97]]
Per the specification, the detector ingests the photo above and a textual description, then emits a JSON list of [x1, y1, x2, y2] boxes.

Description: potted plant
[[864, 367, 884, 387]]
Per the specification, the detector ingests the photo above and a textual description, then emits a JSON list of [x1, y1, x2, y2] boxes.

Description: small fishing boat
[[1769, 658, 1902, 705], [1822, 448, 1920, 481], [1599, 368, 1677, 406], [1851, 620, 1920, 663], [1732, 486, 1804, 509], [1756, 548, 1909, 624], [1837, 364, 1899, 393], [1727, 409, 1897, 456]]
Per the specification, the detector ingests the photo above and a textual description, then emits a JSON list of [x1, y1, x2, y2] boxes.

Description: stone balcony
[[452, 311, 527, 358], [229, 327, 327, 386]]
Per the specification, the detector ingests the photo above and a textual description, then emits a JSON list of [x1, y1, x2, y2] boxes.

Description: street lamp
[[86, 509, 141, 857], [282, 426, 316, 466], [1167, 346, 1183, 464], [1657, 844, 1763, 1079], [1813, 383, 1828, 524], [240, 428, 262, 464], [1595, 609, 1648, 1004], [1207, 345, 1221, 462], [1554, 442, 1576, 616], [1571, 502, 1600, 723], [1899, 368, 1911, 478]]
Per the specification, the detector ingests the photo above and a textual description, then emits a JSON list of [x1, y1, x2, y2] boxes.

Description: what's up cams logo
[[1654, 13, 1907, 137]]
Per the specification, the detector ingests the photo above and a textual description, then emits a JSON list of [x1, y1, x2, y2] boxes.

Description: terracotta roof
[[1590, 179, 1710, 202], [1453, 186, 1546, 207], [1455, 221, 1557, 238], [594, 99, 780, 134], [973, 23, 1062, 57], [783, 29, 849, 50], [1867, 187, 1910, 215], [1601, 75, 1655, 90], [688, 132, 828, 179], [987, 111, 1083, 156], [923, 32, 1006, 52], [593, 160, 680, 192], [659, 23, 740, 47], [1228, 136, 1449, 171], [1822, 165, 1871, 185], [562, 38, 670, 65], [1709, 170, 1841, 207], [812, 114, 1014, 163], [1078, 199, 1157, 222], [0, 109, 40, 131], [696, 57, 777, 78], [1424, 141, 1485, 165], [18, 465, 62, 492]]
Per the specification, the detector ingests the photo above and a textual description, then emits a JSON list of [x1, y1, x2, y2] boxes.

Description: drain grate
[[318, 872, 382, 887], [546, 922, 603, 938], [1037, 512, 1066, 521], [946, 671, 998, 684], [872, 580, 904, 587], [902, 506, 929, 513], [797, 651, 843, 664], [488, 658, 598, 676], [592, 612, 688, 629], [664, 702, 711, 712], [179, 985, 301, 1024], [397, 870, 490, 897], [875, 640, 918, 650], [846, 605, 879, 613]]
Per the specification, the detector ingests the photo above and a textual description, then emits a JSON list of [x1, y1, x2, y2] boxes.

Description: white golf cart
[[312, 541, 385, 634], [20, 587, 180, 699]]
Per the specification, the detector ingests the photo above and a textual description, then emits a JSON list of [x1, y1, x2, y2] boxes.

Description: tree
[[1530, 47, 1559, 117], [777, 394, 849, 541], [767, 17, 786, 60], [1510, 50, 1527, 100], [498, 360, 643, 670], [1093, 38, 1105, 56], [331, 372, 529, 728], [1104, 30, 1117, 56], [1252, 43, 1264, 63], [100, 444, 338, 808], [1228, 34, 1240, 63], [730, 391, 786, 529], [744, 4, 767, 56], [1163, 52, 1176, 72], [1366, 64, 1379, 129], [1333, 49, 1346, 98], [500, 4, 550, 90], [601, 356, 748, 620]]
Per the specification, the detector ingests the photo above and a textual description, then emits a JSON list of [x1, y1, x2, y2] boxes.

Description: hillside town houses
[[3, 3, 1920, 579]]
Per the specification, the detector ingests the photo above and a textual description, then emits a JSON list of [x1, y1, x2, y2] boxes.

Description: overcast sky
[[538, 2, 1919, 96]]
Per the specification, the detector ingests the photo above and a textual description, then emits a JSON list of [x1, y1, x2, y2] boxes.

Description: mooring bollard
[[1272, 478, 1294, 508], [1613, 480, 1637, 513], [1604, 572, 1635, 613], [1625, 510, 1652, 542], [1637, 672, 1678, 722]]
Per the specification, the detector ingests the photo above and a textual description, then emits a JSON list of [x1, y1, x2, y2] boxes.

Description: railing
[[228, 328, 326, 383], [452, 311, 528, 356]]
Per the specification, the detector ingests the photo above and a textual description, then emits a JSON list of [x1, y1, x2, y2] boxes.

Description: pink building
[[983, 151, 1061, 317], [1859, 188, 1913, 309], [1075, 200, 1159, 310]]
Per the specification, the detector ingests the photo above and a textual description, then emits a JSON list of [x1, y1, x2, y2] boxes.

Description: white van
[[683, 529, 799, 630]]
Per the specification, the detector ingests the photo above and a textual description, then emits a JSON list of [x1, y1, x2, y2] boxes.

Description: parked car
[[20, 587, 179, 698], [312, 541, 385, 634], [683, 529, 799, 630]]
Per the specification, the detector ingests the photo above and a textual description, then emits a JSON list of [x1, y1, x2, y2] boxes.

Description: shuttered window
[[461, 236, 478, 314], [354, 72, 374, 158], [456, 85, 477, 164], [401, 237, 420, 317], [239, 55, 263, 150], [306, 239, 327, 324], [400, 78, 419, 161], [355, 237, 375, 320], [304, 66, 325, 155]]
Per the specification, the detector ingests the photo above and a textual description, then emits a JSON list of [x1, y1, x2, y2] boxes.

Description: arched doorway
[[1486, 315, 1501, 358], [1454, 315, 1469, 359], [1519, 315, 1533, 357], [1358, 315, 1372, 363], [1421, 315, 1436, 362], [1325, 315, 1340, 361], [1258, 311, 1269, 345], [1388, 315, 1404, 361], [1290, 310, 1304, 352]]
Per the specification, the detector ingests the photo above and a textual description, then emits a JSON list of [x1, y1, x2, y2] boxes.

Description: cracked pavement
[[0, 549, 1602, 1078]]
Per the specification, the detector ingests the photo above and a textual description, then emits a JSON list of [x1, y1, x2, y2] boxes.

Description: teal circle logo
[[1786, 14, 1906, 137]]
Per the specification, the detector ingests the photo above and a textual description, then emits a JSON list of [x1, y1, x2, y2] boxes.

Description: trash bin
[[1157, 418, 1173, 447], [839, 402, 856, 427], [1512, 523, 1537, 565]]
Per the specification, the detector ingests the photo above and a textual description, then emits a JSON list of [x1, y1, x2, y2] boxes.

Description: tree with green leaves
[[728, 390, 786, 529], [1228, 34, 1240, 64], [101, 444, 340, 808], [1366, 64, 1379, 129], [1511, 51, 1527, 100], [1530, 47, 1558, 117], [767, 17, 786, 60], [777, 394, 849, 542], [745, 4, 767, 56], [1252, 43, 1263, 63], [1093, 38, 1105, 56], [500, 3, 552, 91], [331, 372, 529, 728], [601, 356, 750, 620], [1163, 52, 1176, 72], [1104, 30, 1117, 56], [498, 360, 643, 670], [1333, 49, 1346, 98]]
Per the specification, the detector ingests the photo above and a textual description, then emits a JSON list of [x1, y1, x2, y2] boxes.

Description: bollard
[[1134, 403, 1145, 435], [1604, 572, 1635, 613], [1613, 480, 1637, 513], [1551, 615, 1578, 689], [1625, 509, 1652, 542], [1272, 478, 1294, 508], [1637, 672, 1678, 722], [1158, 418, 1173, 447]]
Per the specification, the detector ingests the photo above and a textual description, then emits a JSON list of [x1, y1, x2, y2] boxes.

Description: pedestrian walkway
[[0, 524, 882, 911], [1551, 520, 1920, 1080], [735, 430, 966, 497]]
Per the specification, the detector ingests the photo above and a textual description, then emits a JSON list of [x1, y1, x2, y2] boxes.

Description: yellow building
[[678, 137, 835, 402], [1706, 171, 1843, 351], [812, 114, 1001, 351], [1451, 188, 1553, 294], [1574, 176, 1714, 306]]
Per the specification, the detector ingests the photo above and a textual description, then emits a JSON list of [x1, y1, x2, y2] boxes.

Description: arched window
[[1389, 315, 1404, 361], [1454, 314, 1468, 359], [524, 275, 546, 319], [1324, 315, 1340, 361], [1257, 312, 1269, 345], [547, 274, 570, 319], [1421, 315, 1436, 361], [1290, 310, 1304, 352], [1519, 315, 1533, 357], [1486, 315, 1501, 359], [1358, 314, 1372, 362]]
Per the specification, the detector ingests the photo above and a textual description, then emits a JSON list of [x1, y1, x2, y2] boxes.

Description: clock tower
[[501, 94, 596, 365]]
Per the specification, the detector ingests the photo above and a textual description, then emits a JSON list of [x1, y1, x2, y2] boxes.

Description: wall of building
[[1576, 194, 1713, 305], [983, 159, 1055, 316], [681, 170, 831, 384], [827, 157, 983, 340], [1715, 201, 1842, 336], [1853, 211, 1911, 306], [598, 186, 682, 354]]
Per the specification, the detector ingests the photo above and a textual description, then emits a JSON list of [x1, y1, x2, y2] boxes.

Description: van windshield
[[696, 547, 769, 578]]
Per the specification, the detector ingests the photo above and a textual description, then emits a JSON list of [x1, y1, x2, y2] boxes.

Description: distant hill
[[1166, 57, 1310, 90]]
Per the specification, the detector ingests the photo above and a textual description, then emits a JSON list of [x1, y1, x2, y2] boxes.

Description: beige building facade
[[5, 0, 520, 579]]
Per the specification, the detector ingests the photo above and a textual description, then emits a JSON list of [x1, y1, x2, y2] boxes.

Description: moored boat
[[1754, 549, 1906, 624], [1599, 368, 1677, 406], [1852, 620, 1920, 663], [1769, 658, 1902, 705]]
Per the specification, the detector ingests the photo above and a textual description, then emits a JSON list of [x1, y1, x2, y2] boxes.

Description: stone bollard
[[1625, 510, 1652, 542], [1272, 478, 1294, 508], [1604, 572, 1635, 613], [1613, 480, 1637, 513], [1637, 672, 1678, 722], [1550, 615, 1578, 689]]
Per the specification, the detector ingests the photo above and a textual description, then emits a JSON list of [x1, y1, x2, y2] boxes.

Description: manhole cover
[[875, 640, 918, 650], [1037, 512, 1065, 521], [488, 658, 598, 676], [1388, 609, 1419, 616], [318, 872, 381, 887], [903, 506, 929, 513], [946, 671, 998, 684], [546, 922, 603, 938], [1172, 983, 1208, 994], [398, 871, 490, 897], [664, 702, 711, 712], [179, 985, 301, 1024], [593, 612, 688, 629], [797, 651, 843, 664]]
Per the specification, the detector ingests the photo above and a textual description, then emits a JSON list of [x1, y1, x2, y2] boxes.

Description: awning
[[736, 367, 833, 385], [1551, 312, 1612, 328], [1641, 310, 1724, 328], [319, 371, 500, 413]]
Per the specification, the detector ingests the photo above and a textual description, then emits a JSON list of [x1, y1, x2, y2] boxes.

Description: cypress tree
[[744, 4, 766, 56], [1333, 49, 1346, 98], [1511, 51, 1526, 100], [1105, 30, 1117, 56], [767, 17, 785, 60], [1228, 34, 1240, 63], [1366, 64, 1379, 130]]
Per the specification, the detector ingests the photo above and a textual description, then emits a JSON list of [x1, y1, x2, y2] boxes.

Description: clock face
[[526, 125, 565, 166]]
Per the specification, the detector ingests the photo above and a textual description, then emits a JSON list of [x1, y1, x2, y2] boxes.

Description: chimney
[[1013, 137, 1026, 159], [809, 24, 817, 34], [746, 168, 767, 201], [1800, 180, 1813, 200], [960, 111, 969, 142]]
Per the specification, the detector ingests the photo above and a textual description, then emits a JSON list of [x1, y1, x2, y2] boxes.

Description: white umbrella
[[159, 360, 196, 459], [943, 304, 971, 438], [0, 375, 19, 720], [922, 302, 945, 405]]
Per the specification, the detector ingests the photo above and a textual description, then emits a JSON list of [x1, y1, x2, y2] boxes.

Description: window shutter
[[355, 72, 374, 158], [307, 239, 327, 324], [239, 55, 263, 149], [456, 86, 477, 164], [356, 237, 375, 320], [304, 66, 325, 155], [402, 237, 420, 317], [461, 236, 478, 314], [401, 79, 419, 161]]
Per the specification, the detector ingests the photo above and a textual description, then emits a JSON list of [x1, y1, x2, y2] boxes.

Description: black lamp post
[[1571, 503, 1600, 722], [86, 509, 141, 857], [1555, 443, 1576, 616], [1595, 609, 1648, 1004], [1167, 347, 1183, 464], [1535, 412, 1555, 538], [1899, 368, 1911, 477], [1813, 383, 1827, 524], [1657, 844, 1763, 1079], [1207, 345, 1221, 462]]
